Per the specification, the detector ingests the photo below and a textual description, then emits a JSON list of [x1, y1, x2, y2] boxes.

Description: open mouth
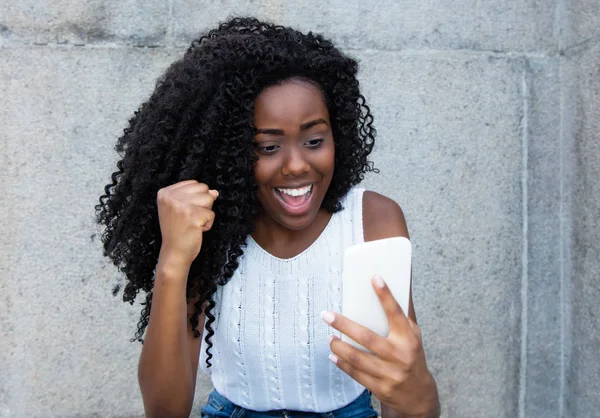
[[274, 184, 314, 213]]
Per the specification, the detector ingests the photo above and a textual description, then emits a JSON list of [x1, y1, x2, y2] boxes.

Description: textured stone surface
[[0, 44, 527, 417], [563, 0, 600, 48], [564, 40, 600, 417], [173, 0, 556, 52], [523, 58, 562, 417], [0, 46, 190, 418], [1, 1, 599, 417], [358, 51, 523, 417], [0, 1, 169, 46]]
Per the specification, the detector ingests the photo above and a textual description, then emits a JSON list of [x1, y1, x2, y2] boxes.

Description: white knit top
[[199, 188, 366, 412]]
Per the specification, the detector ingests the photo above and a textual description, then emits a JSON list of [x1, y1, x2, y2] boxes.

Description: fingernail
[[321, 311, 335, 325], [374, 275, 385, 288], [328, 335, 335, 344], [329, 354, 338, 364]]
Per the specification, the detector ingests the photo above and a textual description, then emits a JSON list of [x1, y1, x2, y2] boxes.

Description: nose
[[281, 146, 310, 177]]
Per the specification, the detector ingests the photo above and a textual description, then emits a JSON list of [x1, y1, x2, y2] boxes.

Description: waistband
[[201, 389, 378, 418]]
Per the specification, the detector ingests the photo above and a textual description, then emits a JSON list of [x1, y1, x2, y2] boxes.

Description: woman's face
[[253, 78, 335, 231]]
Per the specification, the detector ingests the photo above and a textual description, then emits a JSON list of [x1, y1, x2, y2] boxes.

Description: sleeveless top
[[199, 188, 366, 412]]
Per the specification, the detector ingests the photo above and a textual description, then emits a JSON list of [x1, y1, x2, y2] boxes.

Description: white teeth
[[277, 185, 312, 197]]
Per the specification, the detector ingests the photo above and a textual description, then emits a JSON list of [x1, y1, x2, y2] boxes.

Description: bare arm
[[138, 181, 217, 418], [330, 191, 440, 418], [379, 286, 439, 418], [138, 259, 203, 418]]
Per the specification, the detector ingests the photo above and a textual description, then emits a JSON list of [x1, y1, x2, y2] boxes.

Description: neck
[[251, 209, 332, 259]]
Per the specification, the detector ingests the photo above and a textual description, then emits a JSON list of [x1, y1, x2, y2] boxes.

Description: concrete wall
[[0, 1, 598, 417], [561, 2, 600, 416]]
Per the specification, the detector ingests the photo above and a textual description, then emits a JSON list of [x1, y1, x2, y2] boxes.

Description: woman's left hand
[[321, 276, 439, 417]]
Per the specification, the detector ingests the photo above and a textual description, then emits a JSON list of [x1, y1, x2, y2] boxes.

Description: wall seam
[[556, 0, 569, 415], [518, 59, 530, 418], [557, 47, 577, 418], [0, 43, 557, 59], [558, 61, 565, 418], [167, 0, 174, 47], [561, 35, 600, 57]]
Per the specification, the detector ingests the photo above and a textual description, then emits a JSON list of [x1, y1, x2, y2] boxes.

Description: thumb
[[208, 189, 219, 199]]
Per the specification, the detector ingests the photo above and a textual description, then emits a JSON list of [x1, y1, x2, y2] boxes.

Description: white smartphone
[[341, 236, 412, 352]]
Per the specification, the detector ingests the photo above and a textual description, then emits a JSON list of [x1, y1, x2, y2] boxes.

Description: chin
[[276, 214, 319, 231]]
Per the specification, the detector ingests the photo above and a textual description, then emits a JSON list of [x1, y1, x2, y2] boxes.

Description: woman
[[96, 17, 440, 418]]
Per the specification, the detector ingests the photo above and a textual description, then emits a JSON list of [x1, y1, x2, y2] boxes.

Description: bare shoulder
[[362, 190, 409, 241], [362, 191, 417, 321]]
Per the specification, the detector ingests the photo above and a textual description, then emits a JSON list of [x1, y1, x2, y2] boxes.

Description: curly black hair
[[95, 17, 377, 368]]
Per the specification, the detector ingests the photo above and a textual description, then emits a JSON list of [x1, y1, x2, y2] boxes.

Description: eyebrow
[[254, 118, 328, 136]]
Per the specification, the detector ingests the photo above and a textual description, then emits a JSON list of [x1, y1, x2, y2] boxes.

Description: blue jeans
[[201, 389, 378, 418]]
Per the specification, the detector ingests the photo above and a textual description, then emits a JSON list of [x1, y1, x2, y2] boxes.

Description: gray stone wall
[[562, 4, 600, 415], [1, 1, 598, 417]]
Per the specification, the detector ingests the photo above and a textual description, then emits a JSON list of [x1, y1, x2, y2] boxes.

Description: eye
[[255, 143, 280, 155], [305, 138, 324, 149]]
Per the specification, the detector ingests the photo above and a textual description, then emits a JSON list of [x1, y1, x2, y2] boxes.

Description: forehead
[[253, 79, 329, 126]]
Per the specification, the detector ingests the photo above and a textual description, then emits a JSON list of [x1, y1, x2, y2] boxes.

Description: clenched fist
[[156, 180, 219, 269]]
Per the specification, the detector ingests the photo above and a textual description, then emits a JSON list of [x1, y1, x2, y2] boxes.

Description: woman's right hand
[[156, 180, 219, 269]]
